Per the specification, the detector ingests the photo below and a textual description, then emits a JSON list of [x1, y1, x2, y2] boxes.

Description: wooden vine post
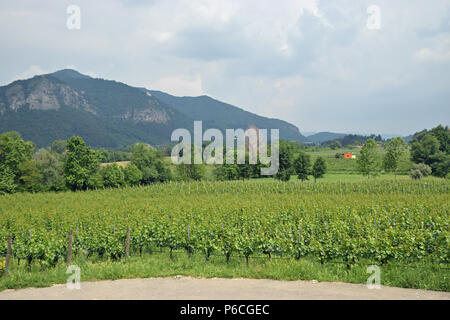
[[125, 227, 130, 259], [67, 230, 73, 265], [3, 235, 12, 278]]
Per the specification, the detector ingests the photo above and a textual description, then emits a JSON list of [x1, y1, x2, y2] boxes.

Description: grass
[[1, 249, 448, 292]]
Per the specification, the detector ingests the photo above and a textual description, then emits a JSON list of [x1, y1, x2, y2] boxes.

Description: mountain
[[304, 132, 347, 143], [0, 69, 305, 148], [148, 90, 304, 143]]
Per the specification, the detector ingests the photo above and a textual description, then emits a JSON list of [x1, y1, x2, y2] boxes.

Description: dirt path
[[0, 277, 448, 300]]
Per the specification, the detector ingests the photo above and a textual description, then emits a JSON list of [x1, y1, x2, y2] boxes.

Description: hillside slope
[[0, 69, 305, 148]]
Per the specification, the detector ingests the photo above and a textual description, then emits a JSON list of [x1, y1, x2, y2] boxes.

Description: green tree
[[410, 134, 440, 166], [131, 143, 172, 183], [100, 163, 125, 188], [275, 140, 294, 181], [357, 138, 381, 178], [175, 163, 205, 181], [130, 143, 159, 170], [410, 128, 449, 177], [0, 131, 35, 193], [329, 141, 342, 150], [293, 152, 311, 181], [64, 136, 100, 190], [0, 166, 16, 194], [33, 148, 66, 191], [124, 164, 143, 186], [17, 160, 43, 192], [311, 157, 327, 182], [383, 137, 406, 177], [51, 140, 67, 154]]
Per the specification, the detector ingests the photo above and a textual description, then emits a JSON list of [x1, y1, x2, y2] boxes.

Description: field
[[0, 177, 448, 292]]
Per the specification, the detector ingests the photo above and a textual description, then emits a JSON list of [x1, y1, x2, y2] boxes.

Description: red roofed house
[[343, 152, 353, 159]]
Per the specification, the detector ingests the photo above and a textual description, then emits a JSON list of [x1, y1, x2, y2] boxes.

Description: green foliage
[[96, 148, 131, 163], [100, 164, 125, 188], [357, 139, 381, 178], [276, 140, 294, 181], [214, 163, 239, 181], [410, 125, 449, 178], [33, 149, 66, 191], [409, 163, 432, 180], [64, 136, 100, 190], [323, 134, 383, 148], [175, 163, 204, 181], [294, 152, 311, 181], [0, 179, 448, 277], [383, 137, 406, 175], [17, 160, 43, 192], [0, 131, 34, 180], [0, 165, 16, 194], [50, 140, 66, 154], [124, 164, 143, 186], [311, 157, 327, 182], [0, 131, 35, 193], [329, 141, 342, 150]]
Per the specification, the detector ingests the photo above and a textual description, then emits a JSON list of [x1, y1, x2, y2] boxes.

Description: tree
[[0, 131, 35, 193], [293, 152, 311, 181], [410, 126, 449, 177], [124, 164, 143, 186], [142, 166, 160, 184], [357, 138, 381, 178], [0, 132, 34, 178], [410, 134, 440, 166], [237, 153, 253, 180], [51, 140, 67, 154], [383, 137, 406, 177], [329, 141, 342, 150], [33, 148, 66, 191], [64, 136, 100, 190], [131, 143, 172, 183], [17, 160, 43, 192], [275, 140, 294, 181], [0, 166, 16, 194], [175, 163, 204, 181], [130, 143, 159, 170], [214, 164, 239, 180], [100, 163, 125, 188], [312, 157, 327, 182]]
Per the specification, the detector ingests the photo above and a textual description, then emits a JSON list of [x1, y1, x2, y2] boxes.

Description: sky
[[0, 0, 449, 136]]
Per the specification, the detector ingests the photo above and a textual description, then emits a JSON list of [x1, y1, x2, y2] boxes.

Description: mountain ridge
[[0, 69, 306, 148]]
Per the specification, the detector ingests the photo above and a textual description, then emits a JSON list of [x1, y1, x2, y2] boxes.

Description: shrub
[[0, 260, 5, 277], [409, 163, 432, 180]]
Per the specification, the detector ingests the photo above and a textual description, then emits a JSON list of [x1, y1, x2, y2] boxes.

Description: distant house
[[343, 152, 352, 159], [342, 152, 356, 159]]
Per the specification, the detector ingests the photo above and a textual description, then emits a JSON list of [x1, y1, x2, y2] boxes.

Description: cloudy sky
[[0, 0, 449, 136]]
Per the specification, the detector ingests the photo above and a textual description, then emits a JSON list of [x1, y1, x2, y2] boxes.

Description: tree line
[[0, 133, 175, 193], [355, 125, 449, 179], [0, 124, 448, 194]]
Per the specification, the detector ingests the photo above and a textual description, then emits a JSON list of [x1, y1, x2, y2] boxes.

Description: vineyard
[[0, 179, 449, 289]]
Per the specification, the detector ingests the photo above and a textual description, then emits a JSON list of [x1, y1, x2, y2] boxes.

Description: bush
[[409, 163, 432, 180], [0, 260, 4, 277]]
